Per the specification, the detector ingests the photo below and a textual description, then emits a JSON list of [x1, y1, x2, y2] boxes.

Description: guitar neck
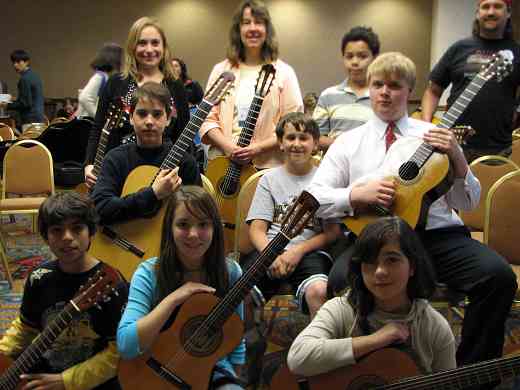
[[92, 119, 113, 177], [0, 304, 78, 387], [390, 354, 520, 389], [236, 95, 264, 148], [195, 232, 289, 332], [157, 100, 213, 173], [438, 74, 487, 130], [406, 74, 488, 171]]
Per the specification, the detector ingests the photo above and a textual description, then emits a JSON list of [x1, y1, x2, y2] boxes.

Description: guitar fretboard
[[182, 231, 289, 353], [386, 353, 520, 389], [221, 95, 264, 192], [152, 100, 213, 183], [405, 74, 488, 172], [92, 120, 112, 177], [0, 304, 78, 389]]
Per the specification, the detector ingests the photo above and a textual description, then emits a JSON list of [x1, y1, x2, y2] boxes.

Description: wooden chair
[[459, 155, 519, 241], [0, 124, 16, 141], [511, 138, 520, 166], [512, 128, 520, 142], [0, 140, 55, 288], [20, 123, 48, 139], [484, 170, 520, 306]]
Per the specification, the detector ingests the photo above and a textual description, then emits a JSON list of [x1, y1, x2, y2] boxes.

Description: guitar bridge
[[146, 357, 191, 390], [101, 226, 145, 258]]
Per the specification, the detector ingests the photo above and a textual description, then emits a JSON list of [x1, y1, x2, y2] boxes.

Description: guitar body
[[89, 165, 163, 280], [271, 349, 419, 390], [118, 293, 244, 390], [0, 355, 25, 389], [205, 156, 257, 253], [344, 137, 450, 236]]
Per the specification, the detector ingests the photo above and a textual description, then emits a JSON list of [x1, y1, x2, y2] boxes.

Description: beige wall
[[1, 0, 432, 101]]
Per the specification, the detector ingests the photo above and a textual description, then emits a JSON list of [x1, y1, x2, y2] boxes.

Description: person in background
[[303, 92, 318, 117], [1, 49, 45, 131], [171, 57, 204, 108], [421, 0, 520, 162], [313, 26, 380, 151], [76, 43, 123, 119]]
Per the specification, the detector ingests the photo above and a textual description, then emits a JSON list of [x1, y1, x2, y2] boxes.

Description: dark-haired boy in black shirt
[[0, 192, 128, 390]]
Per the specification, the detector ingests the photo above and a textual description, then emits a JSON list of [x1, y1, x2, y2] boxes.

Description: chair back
[[512, 138, 520, 166], [50, 117, 71, 125], [20, 123, 48, 139], [2, 140, 54, 198], [200, 174, 216, 199], [459, 155, 519, 231], [485, 170, 520, 265], [0, 124, 15, 141], [234, 169, 270, 255]]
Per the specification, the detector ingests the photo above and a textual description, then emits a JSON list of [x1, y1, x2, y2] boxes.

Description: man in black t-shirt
[[421, 0, 520, 162]]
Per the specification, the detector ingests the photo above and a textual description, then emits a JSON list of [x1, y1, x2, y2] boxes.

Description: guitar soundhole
[[218, 178, 239, 198], [181, 315, 222, 357], [398, 161, 420, 181], [348, 375, 386, 389]]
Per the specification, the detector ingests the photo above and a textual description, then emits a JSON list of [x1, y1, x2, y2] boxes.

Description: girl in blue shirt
[[117, 185, 245, 389]]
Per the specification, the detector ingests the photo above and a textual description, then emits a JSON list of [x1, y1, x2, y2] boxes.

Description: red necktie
[[385, 122, 397, 152]]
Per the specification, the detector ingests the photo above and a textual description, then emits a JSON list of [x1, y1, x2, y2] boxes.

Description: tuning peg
[[112, 288, 119, 297], [95, 303, 102, 310]]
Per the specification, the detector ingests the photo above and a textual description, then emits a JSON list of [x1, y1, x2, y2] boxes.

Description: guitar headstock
[[452, 125, 476, 146], [280, 191, 320, 239], [254, 64, 276, 98], [72, 265, 122, 312], [205, 71, 235, 105], [106, 99, 125, 131], [480, 50, 514, 82]]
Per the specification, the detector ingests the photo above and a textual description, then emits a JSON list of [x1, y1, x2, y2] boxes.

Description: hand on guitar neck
[[84, 164, 97, 189], [152, 167, 182, 200], [423, 127, 468, 178]]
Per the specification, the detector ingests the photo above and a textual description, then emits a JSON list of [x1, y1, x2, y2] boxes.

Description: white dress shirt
[[308, 115, 481, 230]]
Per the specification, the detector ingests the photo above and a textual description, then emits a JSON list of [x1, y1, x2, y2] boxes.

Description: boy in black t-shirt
[[0, 192, 128, 390]]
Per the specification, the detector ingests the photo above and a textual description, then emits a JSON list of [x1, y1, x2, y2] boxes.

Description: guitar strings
[[380, 353, 520, 389], [162, 232, 289, 372]]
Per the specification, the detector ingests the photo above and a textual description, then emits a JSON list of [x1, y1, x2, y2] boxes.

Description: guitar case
[[38, 118, 93, 187]]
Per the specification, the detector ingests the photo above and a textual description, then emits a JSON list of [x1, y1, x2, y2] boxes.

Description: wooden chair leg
[[0, 233, 14, 289]]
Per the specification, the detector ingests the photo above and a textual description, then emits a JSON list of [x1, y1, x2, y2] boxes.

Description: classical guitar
[[271, 347, 520, 390], [0, 265, 121, 390], [118, 190, 320, 390], [205, 64, 276, 253], [75, 100, 124, 195], [343, 51, 513, 236], [89, 72, 235, 281]]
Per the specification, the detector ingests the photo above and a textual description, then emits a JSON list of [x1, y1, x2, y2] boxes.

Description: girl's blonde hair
[[122, 17, 175, 81]]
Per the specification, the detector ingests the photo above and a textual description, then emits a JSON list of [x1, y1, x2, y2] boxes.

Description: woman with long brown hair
[[84, 17, 192, 189], [200, 0, 303, 170]]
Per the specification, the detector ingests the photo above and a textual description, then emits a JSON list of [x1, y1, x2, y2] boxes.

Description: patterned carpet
[[1, 214, 520, 389]]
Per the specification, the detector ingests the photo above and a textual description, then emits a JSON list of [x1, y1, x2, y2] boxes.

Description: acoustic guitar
[[75, 101, 124, 195], [343, 50, 513, 236], [205, 64, 276, 253], [271, 347, 520, 390], [89, 72, 235, 281], [118, 190, 320, 390], [0, 265, 121, 390]]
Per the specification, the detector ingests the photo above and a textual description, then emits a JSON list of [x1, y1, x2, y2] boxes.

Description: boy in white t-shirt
[[243, 112, 341, 317]]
